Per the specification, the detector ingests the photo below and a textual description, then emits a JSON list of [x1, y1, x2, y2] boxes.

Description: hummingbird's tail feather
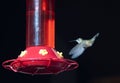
[[90, 33, 99, 42], [93, 33, 99, 39]]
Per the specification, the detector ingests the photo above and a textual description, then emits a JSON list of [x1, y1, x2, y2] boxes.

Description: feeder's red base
[[2, 46, 79, 75]]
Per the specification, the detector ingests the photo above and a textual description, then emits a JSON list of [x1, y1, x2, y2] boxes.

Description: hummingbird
[[69, 33, 99, 59]]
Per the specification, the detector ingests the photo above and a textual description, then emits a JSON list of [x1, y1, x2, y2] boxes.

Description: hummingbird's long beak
[[69, 40, 76, 42]]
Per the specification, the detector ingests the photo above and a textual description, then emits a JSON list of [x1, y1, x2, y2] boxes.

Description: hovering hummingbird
[[69, 33, 99, 59]]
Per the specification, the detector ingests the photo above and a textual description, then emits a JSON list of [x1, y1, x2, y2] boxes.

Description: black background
[[0, 0, 120, 83]]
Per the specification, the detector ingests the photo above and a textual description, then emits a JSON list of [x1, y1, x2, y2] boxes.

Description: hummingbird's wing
[[69, 44, 85, 59]]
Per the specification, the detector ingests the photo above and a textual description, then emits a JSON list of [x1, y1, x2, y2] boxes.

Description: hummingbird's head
[[76, 38, 82, 43]]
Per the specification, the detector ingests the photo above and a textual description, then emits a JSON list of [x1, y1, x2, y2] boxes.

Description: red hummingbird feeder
[[2, 0, 79, 75]]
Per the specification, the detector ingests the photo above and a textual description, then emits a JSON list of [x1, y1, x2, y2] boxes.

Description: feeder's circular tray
[[2, 58, 78, 75]]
